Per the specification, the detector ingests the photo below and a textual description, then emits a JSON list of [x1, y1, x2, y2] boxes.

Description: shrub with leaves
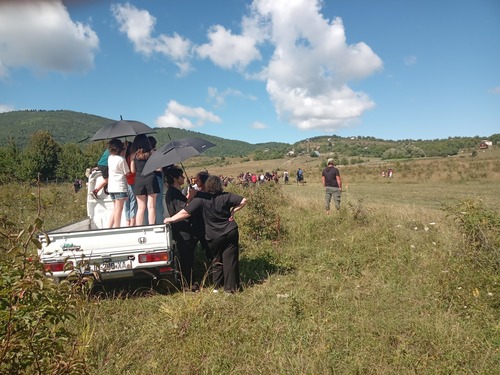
[[443, 199, 500, 270], [0, 217, 89, 374], [227, 182, 288, 242]]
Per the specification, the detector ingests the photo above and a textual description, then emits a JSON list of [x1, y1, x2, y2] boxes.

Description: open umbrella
[[90, 116, 155, 141], [141, 137, 216, 176]]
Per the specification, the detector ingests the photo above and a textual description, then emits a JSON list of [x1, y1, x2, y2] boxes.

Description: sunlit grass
[[1, 152, 499, 374]]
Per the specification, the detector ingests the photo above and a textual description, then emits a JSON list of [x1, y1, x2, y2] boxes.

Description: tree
[[56, 143, 90, 181], [0, 138, 21, 182], [19, 131, 61, 181]]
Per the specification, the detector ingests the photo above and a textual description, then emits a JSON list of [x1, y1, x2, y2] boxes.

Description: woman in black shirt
[[164, 175, 247, 293]]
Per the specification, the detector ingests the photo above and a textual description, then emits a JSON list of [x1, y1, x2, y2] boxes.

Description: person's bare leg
[[113, 199, 125, 228], [147, 194, 157, 224], [136, 195, 147, 225]]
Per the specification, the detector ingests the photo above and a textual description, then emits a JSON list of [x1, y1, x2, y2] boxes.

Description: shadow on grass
[[87, 243, 293, 299], [239, 248, 294, 287]]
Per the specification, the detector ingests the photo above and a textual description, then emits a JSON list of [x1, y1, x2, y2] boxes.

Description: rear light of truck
[[44, 261, 73, 272], [138, 251, 169, 263], [159, 266, 173, 274]]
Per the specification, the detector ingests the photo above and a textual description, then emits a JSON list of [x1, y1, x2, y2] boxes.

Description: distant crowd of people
[[82, 138, 350, 293]]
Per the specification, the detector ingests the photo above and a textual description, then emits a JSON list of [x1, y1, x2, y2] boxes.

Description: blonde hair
[[204, 175, 223, 193]]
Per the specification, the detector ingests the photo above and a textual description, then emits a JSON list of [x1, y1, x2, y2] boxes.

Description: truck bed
[[38, 170, 177, 284]]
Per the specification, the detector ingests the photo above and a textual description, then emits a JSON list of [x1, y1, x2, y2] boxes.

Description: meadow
[[1, 150, 499, 374]]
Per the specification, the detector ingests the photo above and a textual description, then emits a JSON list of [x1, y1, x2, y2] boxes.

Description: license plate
[[96, 260, 132, 272]]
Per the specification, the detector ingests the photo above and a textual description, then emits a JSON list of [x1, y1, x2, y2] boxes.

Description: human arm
[[336, 175, 342, 192], [164, 209, 191, 224], [229, 198, 247, 221], [130, 158, 136, 174], [322, 175, 326, 187]]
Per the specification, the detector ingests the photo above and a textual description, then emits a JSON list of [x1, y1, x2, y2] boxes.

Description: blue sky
[[1, 0, 499, 144]]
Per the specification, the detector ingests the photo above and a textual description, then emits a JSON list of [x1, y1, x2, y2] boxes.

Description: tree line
[[0, 131, 104, 183]]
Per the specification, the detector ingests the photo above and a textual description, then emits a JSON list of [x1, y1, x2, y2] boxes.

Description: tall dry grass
[[1, 151, 498, 374]]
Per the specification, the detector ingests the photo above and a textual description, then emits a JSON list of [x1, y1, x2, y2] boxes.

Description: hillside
[[0, 110, 287, 157], [0, 110, 498, 159]]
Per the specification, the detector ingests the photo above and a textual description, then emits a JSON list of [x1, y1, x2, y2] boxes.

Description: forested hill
[[0, 110, 287, 157], [0, 110, 498, 158]]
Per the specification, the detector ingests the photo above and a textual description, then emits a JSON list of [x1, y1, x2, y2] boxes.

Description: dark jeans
[[208, 228, 240, 292]]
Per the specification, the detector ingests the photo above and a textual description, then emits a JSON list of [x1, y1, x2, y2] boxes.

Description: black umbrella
[[141, 136, 216, 176], [90, 116, 155, 141]]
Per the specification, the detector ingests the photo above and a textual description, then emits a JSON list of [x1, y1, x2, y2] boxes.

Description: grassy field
[[1, 151, 499, 374]]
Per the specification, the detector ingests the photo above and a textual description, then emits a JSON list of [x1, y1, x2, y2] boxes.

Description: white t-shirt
[[107, 154, 130, 193]]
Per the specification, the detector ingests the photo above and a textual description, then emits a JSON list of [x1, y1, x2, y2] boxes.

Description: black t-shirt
[[322, 166, 340, 188], [165, 186, 193, 241], [185, 191, 244, 241]]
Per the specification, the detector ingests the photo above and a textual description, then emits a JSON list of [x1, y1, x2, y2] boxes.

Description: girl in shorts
[[107, 138, 130, 228], [131, 134, 160, 225]]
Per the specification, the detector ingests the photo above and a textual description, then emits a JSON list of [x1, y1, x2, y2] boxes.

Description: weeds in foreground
[[0, 217, 90, 374], [1, 168, 499, 374]]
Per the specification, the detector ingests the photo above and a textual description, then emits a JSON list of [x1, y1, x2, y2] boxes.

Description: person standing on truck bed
[[91, 146, 110, 199], [107, 138, 130, 228], [164, 175, 247, 294], [164, 166, 198, 291], [131, 134, 160, 226]]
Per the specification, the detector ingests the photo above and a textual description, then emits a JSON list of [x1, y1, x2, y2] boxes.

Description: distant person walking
[[296, 168, 304, 185], [322, 158, 342, 214]]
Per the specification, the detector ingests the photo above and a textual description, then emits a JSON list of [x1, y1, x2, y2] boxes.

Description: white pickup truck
[[38, 170, 177, 288]]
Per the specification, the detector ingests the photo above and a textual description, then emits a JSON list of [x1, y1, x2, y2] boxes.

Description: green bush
[[227, 182, 288, 242], [443, 199, 500, 270], [0, 218, 89, 374]]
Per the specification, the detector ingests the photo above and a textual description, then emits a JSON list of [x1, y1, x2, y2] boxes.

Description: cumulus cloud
[[116, 0, 383, 134], [0, 104, 15, 113], [0, 1, 98, 79], [156, 100, 221, 129], [196, 25, 262, 70], [251, 121, 268, 129], [111, 3, 192, 76], [488, 86, 500, 94], [245, 0, 383, 132]]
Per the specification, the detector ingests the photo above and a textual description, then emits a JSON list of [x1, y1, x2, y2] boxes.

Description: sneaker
[[90, 190, 98, 199], [212, 289, 219, 294]]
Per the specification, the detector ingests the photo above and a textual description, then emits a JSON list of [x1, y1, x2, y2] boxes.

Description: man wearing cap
[[322, 158, 342, 214]]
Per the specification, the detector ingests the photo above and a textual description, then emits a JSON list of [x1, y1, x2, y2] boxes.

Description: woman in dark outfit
[[164, 175, 247, 293], [163, 166, 197, 291], [131, 134, 160, 225]]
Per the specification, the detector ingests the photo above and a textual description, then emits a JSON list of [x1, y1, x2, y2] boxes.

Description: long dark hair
[[133, 134, 152, 160]]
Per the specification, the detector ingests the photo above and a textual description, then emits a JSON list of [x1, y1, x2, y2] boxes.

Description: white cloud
[[117, 0, 383, 134], [196, 25, 262, 70], [251, 121, 268, 129], [0, 104, 15, 113], [208, 87, 256, 107], [0, 1, 98, 79], [156, 100, 221, 129], [488, 86, 500, 94], [404, 55, 417, 66], [111, 3, 192, 75], [245, 0, 383, 132]]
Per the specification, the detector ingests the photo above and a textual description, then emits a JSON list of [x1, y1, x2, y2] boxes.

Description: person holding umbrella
[[163, 166, 198, 291], [164, 175, 247, 294], [131, 134, 160, 225]]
